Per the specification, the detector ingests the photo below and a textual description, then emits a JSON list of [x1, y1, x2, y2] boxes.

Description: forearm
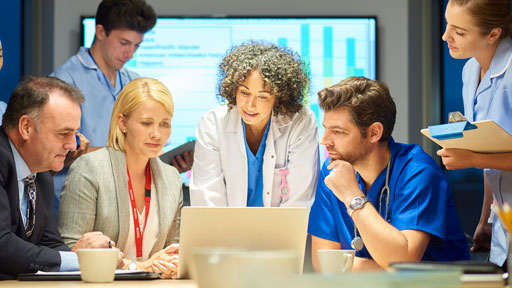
[[352, 257, 385, 272], [351, 204, 419, 268], [479, 175, 493, 224], [473, 152, 512, 170], [311, 235, 341, 273]]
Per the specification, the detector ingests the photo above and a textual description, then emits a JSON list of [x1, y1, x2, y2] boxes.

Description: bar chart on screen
[[83, 17, 377, 176]]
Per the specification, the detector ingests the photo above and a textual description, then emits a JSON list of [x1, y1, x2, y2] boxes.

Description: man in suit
[[0, 76, 84, 279]]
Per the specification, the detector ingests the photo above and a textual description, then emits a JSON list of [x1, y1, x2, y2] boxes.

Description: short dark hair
[[96, 0, 157, 35], [2, 76, 85, 130], [317, 77, 396, 142], [217, 41, 310, 117]]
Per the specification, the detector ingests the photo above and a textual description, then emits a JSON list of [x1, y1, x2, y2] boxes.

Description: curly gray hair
[[217, 41, 310, 116]]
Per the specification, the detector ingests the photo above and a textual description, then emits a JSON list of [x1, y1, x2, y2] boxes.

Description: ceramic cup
[[190, 248, 298, 288], [76, 248, 119, 283], [317, 249, 355, 274]]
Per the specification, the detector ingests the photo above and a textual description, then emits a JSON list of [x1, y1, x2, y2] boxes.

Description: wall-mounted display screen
[[82, 16, 377, 171]]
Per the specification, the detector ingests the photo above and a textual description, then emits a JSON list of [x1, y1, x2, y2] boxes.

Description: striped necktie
[[23, 175, 36, 237]]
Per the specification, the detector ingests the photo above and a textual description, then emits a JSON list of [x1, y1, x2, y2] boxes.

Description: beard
[[328, 138, 371, 166]]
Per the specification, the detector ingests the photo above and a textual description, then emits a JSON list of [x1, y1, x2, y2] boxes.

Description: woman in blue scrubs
[[190, 42, 319, 207], [439, 0, 512, 269]]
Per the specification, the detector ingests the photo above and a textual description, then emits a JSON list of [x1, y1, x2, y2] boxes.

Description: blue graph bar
[[310, 103, 320, 119], [301, 24, 310, 61], [323, 26, 333, 78], [355, 68, 365, 76], [323, 27, 333, 58], [347, 38, 355, 67], [278, 37, 288, 47]]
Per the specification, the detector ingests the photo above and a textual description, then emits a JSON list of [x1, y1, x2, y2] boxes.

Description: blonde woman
[[58, 78, 181, 278]]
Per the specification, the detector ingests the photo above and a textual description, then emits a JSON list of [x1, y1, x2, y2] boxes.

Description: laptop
[[177, 207, 309, 279]]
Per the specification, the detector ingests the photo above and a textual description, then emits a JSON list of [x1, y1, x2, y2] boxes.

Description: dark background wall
[[0, 1, 22, 103]]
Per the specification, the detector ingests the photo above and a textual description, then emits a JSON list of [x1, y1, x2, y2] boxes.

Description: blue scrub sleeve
[[390, 161, 447, 241], [308, 161, 340, 242]]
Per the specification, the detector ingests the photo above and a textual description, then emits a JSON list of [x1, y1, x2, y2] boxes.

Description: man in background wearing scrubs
[[50, 0, 160, 216], [308, 77, 469, 272]]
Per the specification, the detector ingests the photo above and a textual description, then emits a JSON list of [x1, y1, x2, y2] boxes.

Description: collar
[[76, 47, 99, 70], [8, 139, 36, 182], [489, 37, 512, 79]]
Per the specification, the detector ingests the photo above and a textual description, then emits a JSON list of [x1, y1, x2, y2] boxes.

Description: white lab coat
[[190, 105, 319, 207]]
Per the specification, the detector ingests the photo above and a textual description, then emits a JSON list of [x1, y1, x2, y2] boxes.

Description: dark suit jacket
[[0, 127, 70, 280]]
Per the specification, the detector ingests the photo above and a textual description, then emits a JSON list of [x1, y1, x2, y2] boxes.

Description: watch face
[[350, 196, 367, 209], [352, 198, 363, 206]]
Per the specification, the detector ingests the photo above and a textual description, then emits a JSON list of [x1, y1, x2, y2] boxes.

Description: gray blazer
[[58, 147, 182, 257]]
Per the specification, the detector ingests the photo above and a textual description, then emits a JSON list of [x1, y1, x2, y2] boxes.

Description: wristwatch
[[347, 196, 368, 217]]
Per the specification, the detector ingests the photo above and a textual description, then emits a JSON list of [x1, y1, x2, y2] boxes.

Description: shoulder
[[70, 147, 111, 171], [392, 141, 446, 182], [52, 54, 82, 76], [275, 108, 317, 129], [198, 106, 231, 128], [293, 108, 317, 128], [202, 105, 230, 119], [0, 132, 14, 177], [461, 58, 477, 78], [119, 68, 139, 81]]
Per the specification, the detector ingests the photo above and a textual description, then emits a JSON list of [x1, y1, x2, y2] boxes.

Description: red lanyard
[[126, 163, 151, 259]]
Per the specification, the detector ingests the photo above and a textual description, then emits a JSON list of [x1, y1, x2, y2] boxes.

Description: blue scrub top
[[50, 47, 139, 219], [243, 117, 271, 207], [461, 36, 512, 266], [308, 137, 469, 261], [51, 47, 139, 147]]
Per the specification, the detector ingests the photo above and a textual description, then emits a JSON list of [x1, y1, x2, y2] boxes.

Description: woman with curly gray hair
[[190, 42, 319, 207]]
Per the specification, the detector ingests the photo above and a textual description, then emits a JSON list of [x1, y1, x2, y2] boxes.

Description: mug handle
[[342, 254, 353, 273]]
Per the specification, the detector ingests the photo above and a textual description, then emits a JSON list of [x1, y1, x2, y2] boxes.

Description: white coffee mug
[[191, 248, 297, 288], [317, 249, 355, 274], [77, 248, 119, 283]]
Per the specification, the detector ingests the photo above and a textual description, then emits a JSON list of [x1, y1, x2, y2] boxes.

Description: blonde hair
[[107, 77, 174, 151]]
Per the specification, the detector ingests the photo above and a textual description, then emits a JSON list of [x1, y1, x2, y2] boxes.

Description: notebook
[[18, 270, 160, 281], [177, 207, 310, 279]]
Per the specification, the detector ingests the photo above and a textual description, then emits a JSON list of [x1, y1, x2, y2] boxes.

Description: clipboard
[[421, 120, 512, 153]]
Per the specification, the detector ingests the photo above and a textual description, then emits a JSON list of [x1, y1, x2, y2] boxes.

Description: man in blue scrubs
[[309, 77, 469, 272]]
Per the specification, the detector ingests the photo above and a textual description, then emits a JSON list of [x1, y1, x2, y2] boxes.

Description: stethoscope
[[351, 157, 391, 251]]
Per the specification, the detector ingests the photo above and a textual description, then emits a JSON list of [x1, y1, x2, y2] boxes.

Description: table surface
[[0, 279, 197, 287]]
